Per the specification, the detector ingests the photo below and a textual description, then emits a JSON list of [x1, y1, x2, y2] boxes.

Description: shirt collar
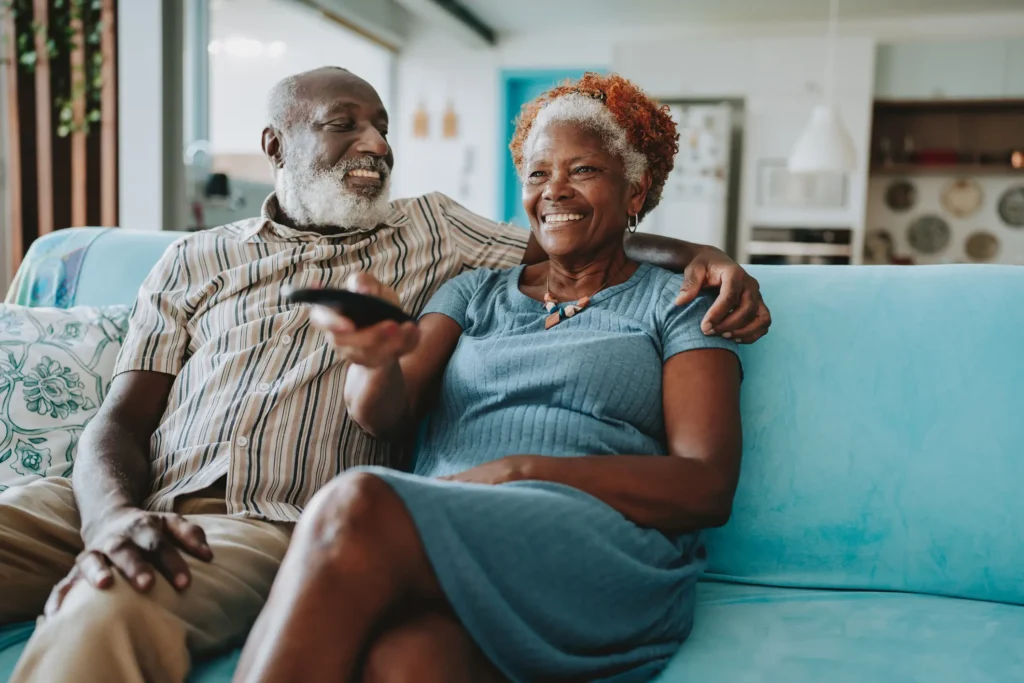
[[240, 193, 406, 243]]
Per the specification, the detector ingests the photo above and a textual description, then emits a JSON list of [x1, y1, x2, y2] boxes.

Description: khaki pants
[[0, 478, 293, 683]]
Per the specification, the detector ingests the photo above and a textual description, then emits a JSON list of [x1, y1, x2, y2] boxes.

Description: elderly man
[[0, 66, 770, 682]]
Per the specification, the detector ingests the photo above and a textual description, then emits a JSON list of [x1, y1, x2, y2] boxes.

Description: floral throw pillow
[[0, 304, 131, 492]]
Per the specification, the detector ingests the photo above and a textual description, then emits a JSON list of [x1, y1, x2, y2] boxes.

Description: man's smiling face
[[264, 68, 395, 231]]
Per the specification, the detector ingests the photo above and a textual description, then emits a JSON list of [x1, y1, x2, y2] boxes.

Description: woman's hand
[[310, 273, 420, 368], [439, 456, 535, 485], [674, 247, 771, 344]]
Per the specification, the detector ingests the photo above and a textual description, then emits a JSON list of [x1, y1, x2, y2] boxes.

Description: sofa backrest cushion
[[710, 265, 1024, 606], [7, 228, 182, 308]]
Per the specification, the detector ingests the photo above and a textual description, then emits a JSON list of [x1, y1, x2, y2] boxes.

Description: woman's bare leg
[[233, 472, 450, 683], [361, 609, 507, 683]]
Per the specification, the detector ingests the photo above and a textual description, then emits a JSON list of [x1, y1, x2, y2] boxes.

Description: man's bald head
[[266, 66, 381, 133]]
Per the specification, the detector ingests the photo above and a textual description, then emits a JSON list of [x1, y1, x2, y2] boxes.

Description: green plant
[[4, 0, 104, 137]]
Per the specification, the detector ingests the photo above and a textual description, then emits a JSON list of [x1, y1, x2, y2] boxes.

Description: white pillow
[[0, 305, 131, 492]]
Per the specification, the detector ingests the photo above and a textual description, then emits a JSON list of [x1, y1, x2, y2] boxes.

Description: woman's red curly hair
[[509, 72, 679, 219]]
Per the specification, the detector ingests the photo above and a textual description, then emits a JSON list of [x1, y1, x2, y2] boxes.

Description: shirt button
[[281, 334, 292, 345], [236, 436, 249, 447], [256, 382, 271, 392]]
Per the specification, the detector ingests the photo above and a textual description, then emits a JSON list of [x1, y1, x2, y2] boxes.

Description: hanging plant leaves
[[6, 0, 106, 137]]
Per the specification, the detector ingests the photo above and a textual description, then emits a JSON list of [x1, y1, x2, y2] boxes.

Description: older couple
[[237, 72, 744, 682], [0, 66, 764, 683]]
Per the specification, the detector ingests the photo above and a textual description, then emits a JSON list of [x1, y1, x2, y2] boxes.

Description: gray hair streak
[[266, 75, 301, 131], [521, 94, 648, 184], [265, 66, 351, 131]]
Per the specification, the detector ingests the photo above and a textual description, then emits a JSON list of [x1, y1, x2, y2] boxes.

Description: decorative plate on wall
[[998, 186, 1024, 227], [907, 215, 951, 254], [964, 231, 1000, 262], [863, 229, 894, 265], [941, 178, 983, 218], [884, 180, 916, 212]]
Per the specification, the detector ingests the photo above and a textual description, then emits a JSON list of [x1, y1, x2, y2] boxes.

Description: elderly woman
[[235, 73, 743, 683]]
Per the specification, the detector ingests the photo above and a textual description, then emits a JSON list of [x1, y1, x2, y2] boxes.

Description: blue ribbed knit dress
[[360, 263, 739, 682]]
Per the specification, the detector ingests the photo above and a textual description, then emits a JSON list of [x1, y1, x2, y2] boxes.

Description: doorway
[[499, 69, 604, 227]]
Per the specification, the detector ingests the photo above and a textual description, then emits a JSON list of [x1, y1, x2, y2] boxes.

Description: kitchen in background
[[639, 100, 856, 266], [864, 39, 1024, 265], [619, 34, 1024, 266], [865, 99, 1024, 265]]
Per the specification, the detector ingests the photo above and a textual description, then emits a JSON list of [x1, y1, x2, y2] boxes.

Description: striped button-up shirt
[[114, 192, 528, 521]]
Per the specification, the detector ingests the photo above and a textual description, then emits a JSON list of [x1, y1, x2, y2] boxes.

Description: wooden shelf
[[747, 242, 852, 258], [870, 164, 1024, 177], [874, 99, 1024, 112]]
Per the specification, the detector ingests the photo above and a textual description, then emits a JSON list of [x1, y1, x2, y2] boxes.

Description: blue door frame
[[498, 68, 606, 227]]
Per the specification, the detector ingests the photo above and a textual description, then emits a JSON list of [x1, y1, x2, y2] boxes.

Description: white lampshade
[[788, 104, 857, 173]]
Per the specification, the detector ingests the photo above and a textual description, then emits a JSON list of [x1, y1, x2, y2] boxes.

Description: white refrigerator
[[640, 103, 738, 253]]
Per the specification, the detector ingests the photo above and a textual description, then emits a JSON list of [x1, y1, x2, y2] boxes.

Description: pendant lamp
[[788, 0, 856, 173]]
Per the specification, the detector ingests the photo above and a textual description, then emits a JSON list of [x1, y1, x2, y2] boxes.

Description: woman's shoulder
[[422, 265, 522, 323], [636, 265, 739, 363], [444, 265, 520, 293], [635, 265, 713, 309]]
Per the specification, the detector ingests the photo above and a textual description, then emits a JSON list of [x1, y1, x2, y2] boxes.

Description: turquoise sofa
[[3, 228, 1023, 682]]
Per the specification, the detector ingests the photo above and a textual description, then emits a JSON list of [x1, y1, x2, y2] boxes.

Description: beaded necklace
[[542, 260, 631, 330]]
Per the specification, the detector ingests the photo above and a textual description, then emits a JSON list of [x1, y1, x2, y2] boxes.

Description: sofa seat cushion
[[4, 582, 1022, 681], [658, 582, 1024, 682]]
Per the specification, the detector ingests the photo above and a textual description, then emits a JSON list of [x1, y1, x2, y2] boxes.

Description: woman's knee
[[294, 472, 418, 575], [362, 611, 501, 683], [300, 472, 398, 542]]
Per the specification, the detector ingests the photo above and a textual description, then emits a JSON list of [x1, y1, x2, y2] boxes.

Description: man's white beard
[[276, 162, 392, 231]]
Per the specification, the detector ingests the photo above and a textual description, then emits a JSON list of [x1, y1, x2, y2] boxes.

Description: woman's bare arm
[[343, 313, 463, 438], [445, 348, 743, 534]]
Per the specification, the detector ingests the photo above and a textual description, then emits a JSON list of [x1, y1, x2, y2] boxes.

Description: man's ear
[[628, 170, 653, 217], [262, 127, 285, 169]]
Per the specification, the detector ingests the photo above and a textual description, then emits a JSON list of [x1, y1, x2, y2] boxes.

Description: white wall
[[119, 1, 167, 231], [392, 10, 1024, 226], [210, 0, 394, 156], [390, 30, 497, 218], [390, 26, 614, 220]]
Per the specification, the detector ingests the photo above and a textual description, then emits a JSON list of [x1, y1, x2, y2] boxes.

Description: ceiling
[[463, 0, 1024, 33]]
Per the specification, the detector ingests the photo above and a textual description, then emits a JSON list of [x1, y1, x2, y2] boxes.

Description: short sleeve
[[437, 194, 529, 270], [113, 241, 193, 377], [658, 275, 741, 369], [419, 269, 487, 330]]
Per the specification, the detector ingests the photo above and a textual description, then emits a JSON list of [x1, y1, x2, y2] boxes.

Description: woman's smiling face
[[521, 121, 648, 260]]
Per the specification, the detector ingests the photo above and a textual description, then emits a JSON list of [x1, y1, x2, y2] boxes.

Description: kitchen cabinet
[[617, 37, 874, 100], [1004, 39, 1024, 98], [747, 37, 874, 98], [739, 93, 872, 261], [875, 41, 1013, 100]]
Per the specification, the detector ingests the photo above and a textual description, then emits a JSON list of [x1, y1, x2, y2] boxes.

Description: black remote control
[[284, 287, 414, 328]]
